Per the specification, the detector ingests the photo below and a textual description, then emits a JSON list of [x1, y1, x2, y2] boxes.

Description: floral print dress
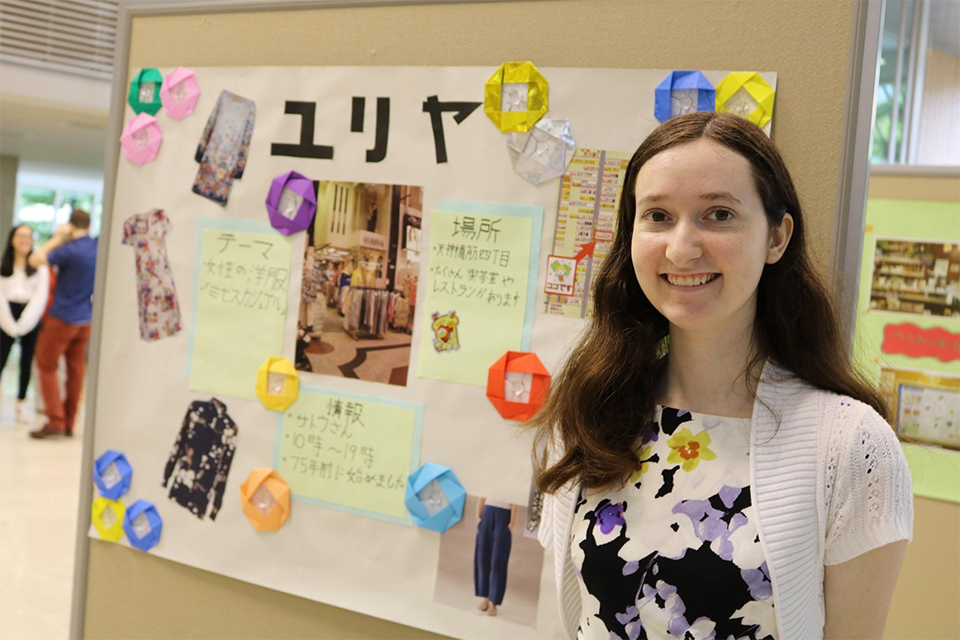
[[571, 407, 778, 640], [122, 209, 181, 341], [192, 90, 255, 206]]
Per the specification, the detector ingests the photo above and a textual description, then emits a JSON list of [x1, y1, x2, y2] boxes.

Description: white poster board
[[92, 65, 776, 639]]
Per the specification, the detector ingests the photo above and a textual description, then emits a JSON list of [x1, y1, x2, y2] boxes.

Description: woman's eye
[[648, 211, 667, 222], [710, 209, 734, 221]]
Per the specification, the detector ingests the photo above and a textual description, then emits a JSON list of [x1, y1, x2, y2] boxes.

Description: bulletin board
[[75, 1, 878, 639]]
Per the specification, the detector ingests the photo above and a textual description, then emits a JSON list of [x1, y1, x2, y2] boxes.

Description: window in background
[[14, 185, 101, 244], [15, 186, 58, 243], [872, 0, 960, 166]]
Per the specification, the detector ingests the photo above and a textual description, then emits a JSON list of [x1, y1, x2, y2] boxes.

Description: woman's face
[[631, 138, 791, 333], [12, 226, 34, 256]]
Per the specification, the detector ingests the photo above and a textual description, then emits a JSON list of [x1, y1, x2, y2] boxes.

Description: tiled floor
[[0, 348, 83, 640]]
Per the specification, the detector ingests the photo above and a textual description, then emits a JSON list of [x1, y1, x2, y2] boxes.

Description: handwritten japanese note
[[188, 219, 292, 400], [275, 387, 422, 524], [417, 202, 541, 387]]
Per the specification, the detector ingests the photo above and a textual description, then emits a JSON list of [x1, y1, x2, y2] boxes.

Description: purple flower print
[[673, 485, 751, 561], [596, 501, 626, 534], [741, 561, 773, 601]]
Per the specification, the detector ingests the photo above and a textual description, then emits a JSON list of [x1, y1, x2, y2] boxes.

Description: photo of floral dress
[[571, 406, 778, 640], [122, 208, 181, 341], [192, 90, 255, 206]]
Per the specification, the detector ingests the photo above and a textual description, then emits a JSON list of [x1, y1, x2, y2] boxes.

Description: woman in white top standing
[[531, 112, 913, 640], [1, 225, 49, 422]]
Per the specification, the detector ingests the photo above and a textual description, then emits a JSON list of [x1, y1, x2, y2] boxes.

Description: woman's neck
[[658, 313, 762, 419], [13, 254, 27, 271]]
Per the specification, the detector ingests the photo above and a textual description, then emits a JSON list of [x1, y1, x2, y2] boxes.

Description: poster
[[188, 219, 292, 400], [295, 181, 422, 387], [274, 386, 422, 525], [417, 201, 542, 387], [95, 66, 778, 640], [543, 148, 632, 319], [856, 199, 960, 504], [878, 367, 959, 448]]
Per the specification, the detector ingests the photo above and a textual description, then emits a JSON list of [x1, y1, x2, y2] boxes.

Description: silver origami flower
[[506, 112, 576, 185]]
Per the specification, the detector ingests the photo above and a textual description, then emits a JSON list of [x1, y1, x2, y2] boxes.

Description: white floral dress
[[571, 406, 778, 640], [122, 209, 181, 341]]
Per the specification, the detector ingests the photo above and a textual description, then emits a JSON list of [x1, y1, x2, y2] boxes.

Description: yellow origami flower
[[667, 428, 716, 472], [630, 444, 657, 483]]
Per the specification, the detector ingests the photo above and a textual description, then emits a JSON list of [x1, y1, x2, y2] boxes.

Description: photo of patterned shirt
[[163, 398, 238, 521], [192, 90, 255, 206], [122, 209, 181, 341], [571, 406, 778, 640]]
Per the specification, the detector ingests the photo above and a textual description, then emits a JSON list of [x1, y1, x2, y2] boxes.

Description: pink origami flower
[[120, 114, 163, 165], [159, 66, 200, 120]]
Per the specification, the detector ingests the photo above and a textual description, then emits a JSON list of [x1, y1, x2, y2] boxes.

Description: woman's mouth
[[662, 273, 720, 288]]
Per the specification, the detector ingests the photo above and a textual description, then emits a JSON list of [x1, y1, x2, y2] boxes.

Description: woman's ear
[[766, 213, 794, 264]]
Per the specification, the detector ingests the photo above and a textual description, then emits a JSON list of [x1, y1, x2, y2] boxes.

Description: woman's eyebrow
[[635, 192, 742, 206], [699, 191, 743, 205]]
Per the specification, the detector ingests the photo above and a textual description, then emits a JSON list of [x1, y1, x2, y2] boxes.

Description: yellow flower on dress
[[667, 428, 717, 472], [630, 444, 657, 483]]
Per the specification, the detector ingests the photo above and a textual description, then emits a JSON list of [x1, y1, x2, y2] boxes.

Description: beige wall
[[0, 154, 18, 237], [86, 1, 869, 638], [868, 170, 960, 640]]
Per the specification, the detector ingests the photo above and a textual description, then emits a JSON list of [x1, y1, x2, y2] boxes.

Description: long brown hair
[[531, 111, 886, 494]]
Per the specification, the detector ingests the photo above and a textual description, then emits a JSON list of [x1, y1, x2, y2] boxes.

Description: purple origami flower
[[265, 171, 317, 236]]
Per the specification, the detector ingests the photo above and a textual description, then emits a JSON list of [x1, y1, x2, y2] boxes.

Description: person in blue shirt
[[27, 209, 98, 438]]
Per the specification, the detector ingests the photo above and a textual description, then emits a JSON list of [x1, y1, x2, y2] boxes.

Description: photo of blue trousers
[[474, 504, 512, 606]]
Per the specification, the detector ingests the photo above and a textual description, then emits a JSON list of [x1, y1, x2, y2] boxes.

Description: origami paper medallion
[[255, 356, 299, 411], [714, 72, 776, 129], [120, 113, 163, 165], [265, 171, 317, 236], [487, 351, 550, 421], [122, 499, 163, 552], [128, 68, 163, 115], [91, 497, 126, 542], [240, 468, 291, 531], [159, 66, 200, 120], [654, 70, 716, 123], [484, 61, 549, 133], [404, 462, 466, 533], [505, 112, 575, 184], [93, 449, 133, 500]]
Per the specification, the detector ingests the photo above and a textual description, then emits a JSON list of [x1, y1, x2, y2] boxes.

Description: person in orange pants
[[27, 209, 97, 438]]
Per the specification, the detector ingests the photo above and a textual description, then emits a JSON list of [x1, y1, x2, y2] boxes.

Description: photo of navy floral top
[[163, 398, 237, 521], [570, 406, 778, 640]]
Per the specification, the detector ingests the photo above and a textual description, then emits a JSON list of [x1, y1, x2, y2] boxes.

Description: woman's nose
[[663, 220, 703, 265]]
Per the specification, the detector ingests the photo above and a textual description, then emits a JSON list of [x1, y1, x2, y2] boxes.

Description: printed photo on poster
[[433, 494, 543, 627], [879, 366, 959, 449], [869, 238, 960, 317], [543, 148, 631, 319], [295, 181, 422, 387]]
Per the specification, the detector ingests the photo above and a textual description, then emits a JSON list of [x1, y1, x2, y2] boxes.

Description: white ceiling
[[0, 62, 110, 170]]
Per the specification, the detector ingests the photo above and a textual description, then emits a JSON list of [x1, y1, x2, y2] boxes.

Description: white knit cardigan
[[538, 362, 914, 640]]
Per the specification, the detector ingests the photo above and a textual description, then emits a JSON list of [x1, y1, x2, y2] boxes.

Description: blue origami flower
[[92, 450, 133, 500], [123, 499, 163, 551], [404, 462, 466, 533], [654, 70, 716, 123]]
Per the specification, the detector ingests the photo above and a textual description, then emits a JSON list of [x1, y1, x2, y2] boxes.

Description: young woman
[[0, 225, 50, 422], [532, 112, 913, 640]]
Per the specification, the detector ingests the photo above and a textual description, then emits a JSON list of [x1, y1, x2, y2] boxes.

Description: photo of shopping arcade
[[295, 180, 422, 386]]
